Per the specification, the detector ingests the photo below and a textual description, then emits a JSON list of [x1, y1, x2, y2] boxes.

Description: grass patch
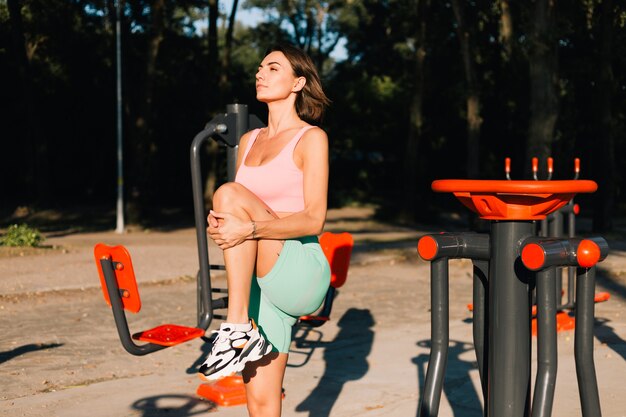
[[0, 224, 44, 247]]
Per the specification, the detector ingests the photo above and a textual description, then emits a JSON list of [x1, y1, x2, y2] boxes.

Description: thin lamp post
[[115, 0, 124, 234]]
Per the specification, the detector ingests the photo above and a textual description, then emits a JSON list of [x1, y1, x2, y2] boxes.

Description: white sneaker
[[198, 319, 272, 381]]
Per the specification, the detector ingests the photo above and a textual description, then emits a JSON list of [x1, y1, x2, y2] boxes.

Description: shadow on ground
[[414, 339, 483, 417], [595, 317, 626, 362], [295, 308, 375, 417], [131, 394, 216, 417], [0, 343, 64, 365]]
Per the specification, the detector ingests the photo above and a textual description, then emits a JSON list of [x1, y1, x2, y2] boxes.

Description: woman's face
[[255, 51, 304, 103]]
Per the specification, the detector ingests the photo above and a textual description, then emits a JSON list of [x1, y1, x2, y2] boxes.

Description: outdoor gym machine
[[94, 104, 263, 355], [416, 179, 609, 417]]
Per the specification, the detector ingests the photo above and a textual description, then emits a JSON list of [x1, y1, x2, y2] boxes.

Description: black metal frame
[[417, 233, 490, 417], [417, 231, 609, 417], [189, 104, 263, 328], [99, 257, 170, 356], [522, 237, 609, 417], [100, 104, 263, 356]]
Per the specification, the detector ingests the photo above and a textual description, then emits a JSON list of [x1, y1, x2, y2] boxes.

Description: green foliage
[[1, 224, 44, 247], [2, 0, 625, 226]]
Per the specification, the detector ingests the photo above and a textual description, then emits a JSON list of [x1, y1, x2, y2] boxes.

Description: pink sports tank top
[[235, 126, 315, 212]]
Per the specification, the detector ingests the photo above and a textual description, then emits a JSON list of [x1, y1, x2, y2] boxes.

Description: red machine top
[[432, 179, 597, 220]]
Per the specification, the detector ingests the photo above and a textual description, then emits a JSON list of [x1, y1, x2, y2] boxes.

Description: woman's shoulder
[[239, 128, 262, 148], [300, 125, 328, 142], [295, 125, 328, 157]]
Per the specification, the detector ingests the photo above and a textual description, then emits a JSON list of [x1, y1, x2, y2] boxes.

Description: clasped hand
[[207, 210, 249, 249]]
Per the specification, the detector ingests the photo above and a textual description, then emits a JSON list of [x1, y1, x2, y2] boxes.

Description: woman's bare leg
[[211, 182, 285, 324], [243, 353, 288, 417]]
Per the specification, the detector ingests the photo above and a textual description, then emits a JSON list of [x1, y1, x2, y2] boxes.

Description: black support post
[[418, 258, 449, 417], [531, 268, 558, 417], [575, 267, 602, 417], [472, 259, 489, 406], [488, 221, 534, 417], [100, 259, 167, 356]]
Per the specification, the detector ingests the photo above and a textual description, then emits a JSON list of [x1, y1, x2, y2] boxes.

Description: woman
[[198, 43, 332, 417]]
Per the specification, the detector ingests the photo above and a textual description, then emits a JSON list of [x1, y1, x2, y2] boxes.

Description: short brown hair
[[265, 43, 330, 123]]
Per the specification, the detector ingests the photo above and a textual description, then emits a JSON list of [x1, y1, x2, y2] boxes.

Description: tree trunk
[[204, 0, 227, 207], [401, 0, 430, 222], [207, 0, 220, 109], [451, 0, 482, 179], [7, 0, 48, 202], [103, 0, 115, 34], [219, 0, 238, 100], [527, 0, 558, 179], [127, 0, 166, 222], [499, 0, 513, 59], [592, 0, 615, 232]]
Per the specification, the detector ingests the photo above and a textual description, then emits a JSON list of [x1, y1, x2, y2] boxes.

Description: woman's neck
[[265, 100, 303, 137]]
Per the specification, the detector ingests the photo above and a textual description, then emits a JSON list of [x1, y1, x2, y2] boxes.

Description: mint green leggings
[[249, 236, 331, 353]]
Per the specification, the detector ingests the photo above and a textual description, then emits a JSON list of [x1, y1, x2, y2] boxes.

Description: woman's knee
[[246, 395, 279, 417], [213, 182, 247, 208]]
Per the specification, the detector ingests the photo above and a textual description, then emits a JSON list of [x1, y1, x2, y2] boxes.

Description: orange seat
[[321, 231, 354, 289], [94, 243, 204, 355]]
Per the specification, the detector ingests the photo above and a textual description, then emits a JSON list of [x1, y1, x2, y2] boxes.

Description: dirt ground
[[1, 206, 626, 417]]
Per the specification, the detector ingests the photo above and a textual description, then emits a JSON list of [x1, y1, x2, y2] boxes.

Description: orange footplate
[[197, 376, 247, 407], [133, 324, 204, 346]]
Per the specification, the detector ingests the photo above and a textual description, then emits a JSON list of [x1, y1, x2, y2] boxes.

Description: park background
[[1, 0, 625, 233]]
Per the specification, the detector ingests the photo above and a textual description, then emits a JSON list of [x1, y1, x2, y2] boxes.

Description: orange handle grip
[[547, 157, 553, 173], [532, 157, 538, 173], [505, 157, 511, 173], [574, 158, 580, 173]]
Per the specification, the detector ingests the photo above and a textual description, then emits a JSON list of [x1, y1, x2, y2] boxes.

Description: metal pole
[[531, 268, 558, 417], [567, 202, 576, 308], [575, 267, 602, 417], [100, 258, 166, 355], [190, 123, 223, 329], [115, 0, 125, 234], [548, 211, 564, 306], [472, 259, 489, 407], [488, 221, 534, 417], [418, 258, 449, 417], [225, 104, 248, 181]]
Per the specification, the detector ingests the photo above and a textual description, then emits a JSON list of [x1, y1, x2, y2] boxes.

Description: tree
[[6, 0, 46, 201], [591, 0, 616, 232], [125, 0, 168, 221], [219, 0, 240, 99], [402, 0, 431, 220], [451, 0, 482, 179], [527, 0, 558, 178], [207, 0, 219, 105], [244, 0, 342, 67], [498, 0, 514, 59]]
